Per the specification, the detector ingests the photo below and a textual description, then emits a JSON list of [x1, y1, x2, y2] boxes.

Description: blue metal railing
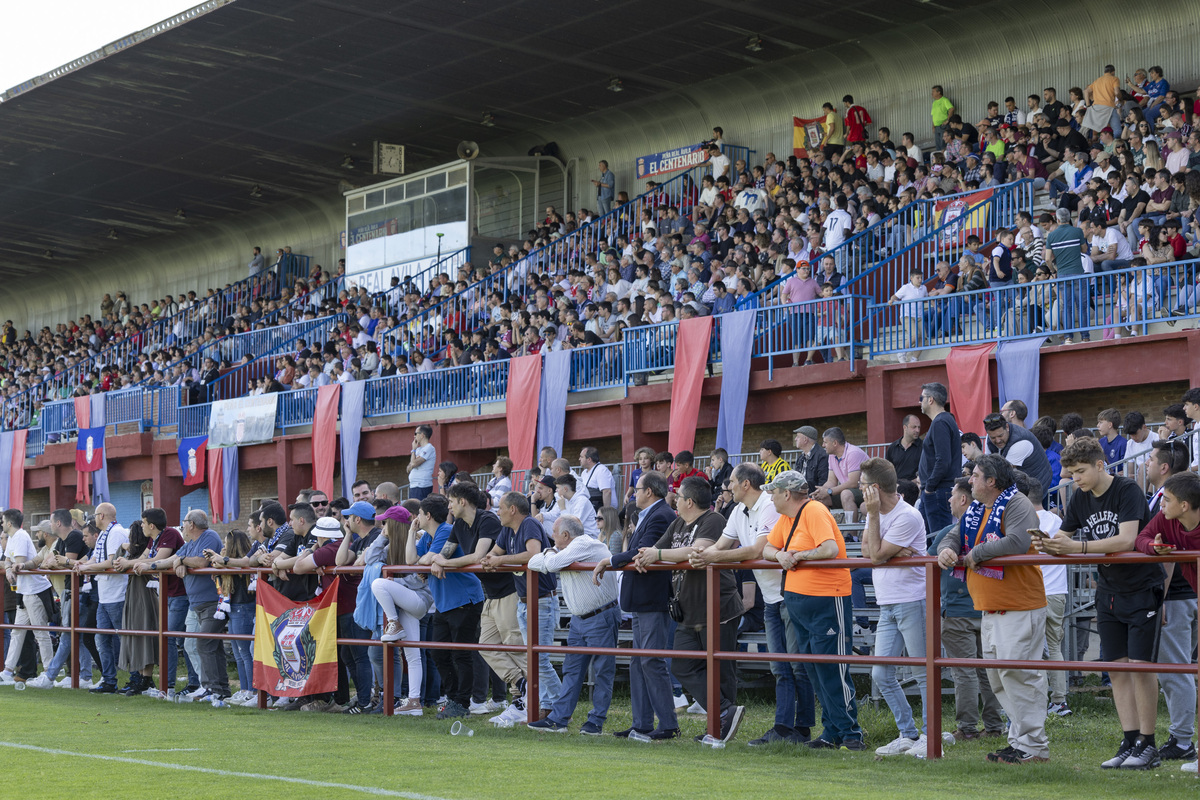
[[369, 248, 472, 319], [568, 343, 625, 392], [42, 399, 77, 439], [178, 402, 212, 439], [842, 180, 1032, 306], [105, 388, 145, 432], [867, 259, 1199, 357], [753, 295, 864, 377], [277, 387, 319, 432]]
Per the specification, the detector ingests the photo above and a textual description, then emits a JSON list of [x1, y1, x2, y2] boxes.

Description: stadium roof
[[0, 0, 975, 275]]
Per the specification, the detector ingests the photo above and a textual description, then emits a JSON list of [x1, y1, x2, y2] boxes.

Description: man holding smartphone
[[1039, 438, 1162, 770]]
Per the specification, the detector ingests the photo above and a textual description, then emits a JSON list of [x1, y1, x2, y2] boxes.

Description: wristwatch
[[223, 556, 230, 565], [150, 562, 158, 571]]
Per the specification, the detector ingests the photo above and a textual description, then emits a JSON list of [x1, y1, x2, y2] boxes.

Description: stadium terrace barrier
[[842, 179, 1032, 307], [3, 549, 1197, 760], [367, 248, 472, 320], [868, 258, 1200, 358], [203, 314, 351, 403]]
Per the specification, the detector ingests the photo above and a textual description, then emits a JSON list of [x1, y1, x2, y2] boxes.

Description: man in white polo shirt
[[0, 509, 56, 684], [74, 503, 128, 693], [578, 447, 615, 509], [691, 461, 816, 745]]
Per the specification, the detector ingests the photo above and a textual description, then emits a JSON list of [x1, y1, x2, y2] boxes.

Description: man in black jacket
[[593, 471, 677, 739], [918, 382, 961, 533], [792, 426, 829, 491]]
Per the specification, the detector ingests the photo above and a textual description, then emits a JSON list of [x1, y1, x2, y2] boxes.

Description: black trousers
[[672, 619, 741, 716], [430, 601, 481, 707]]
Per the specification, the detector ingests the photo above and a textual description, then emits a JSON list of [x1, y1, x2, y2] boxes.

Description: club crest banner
[[252, 578, 339, 696]]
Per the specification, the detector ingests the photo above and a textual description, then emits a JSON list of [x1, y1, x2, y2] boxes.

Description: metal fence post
[[925, 559, 943, 759], [705, 565, 721, 740], [70, 572, 80, 688], [526, 563, 539, 724], [158, 575, 169, 692]]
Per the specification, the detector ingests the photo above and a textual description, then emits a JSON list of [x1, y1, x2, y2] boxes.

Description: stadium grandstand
[[3, 0, 1200, 787]]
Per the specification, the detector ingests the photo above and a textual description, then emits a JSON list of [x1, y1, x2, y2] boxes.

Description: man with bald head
[[375, 482, 401, 505], [74, 503, 128, 693]]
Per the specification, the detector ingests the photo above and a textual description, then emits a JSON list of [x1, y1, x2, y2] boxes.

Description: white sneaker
[[686, 700, 706, 715], [54, 677, 71, 688], [229, 690, 249, 703], [673, 694, 689, 710], [0, 670, 14, 685], [240, 693, 262, 707], [468, 700, 491, 715], [906, 735, 929, 758], [498, 702, 527, 723], [77, 679, 94, 690], [25, 673, 54, 689], [188, 686, 212, 701], [876, 735, 919, 756], [1182, 760, 1198, 773]]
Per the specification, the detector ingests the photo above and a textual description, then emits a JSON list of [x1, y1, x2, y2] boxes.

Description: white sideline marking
[[0, 742, 451, 799], [123, 748, 201, 753]]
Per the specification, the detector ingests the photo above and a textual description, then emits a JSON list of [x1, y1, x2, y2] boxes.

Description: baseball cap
[[34, 520, 53, 534], [313, 517, 344, 540], [763, 470, 810, 494], [539, 475, 558, 491], [377, 505, 411, 525], [793, 425, 819, 441], [346, 501, 376, 521]]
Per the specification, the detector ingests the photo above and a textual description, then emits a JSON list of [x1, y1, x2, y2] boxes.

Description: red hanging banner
[[946, 343, 997, 437], [506, 355, 542, 472], [313, 384, 341, 500], [668, 316, 714, 456]]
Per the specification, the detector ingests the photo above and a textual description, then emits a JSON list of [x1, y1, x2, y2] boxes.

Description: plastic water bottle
[[174, 691, 190, 704], [698, 734, 725, 749], [628, 730, 652, 743], [941, 731, 957, 745], [13, 680, 25, 691], [210, 696, 229, 708], [143, 688, 166, 700], [492, 717, 514, 729]]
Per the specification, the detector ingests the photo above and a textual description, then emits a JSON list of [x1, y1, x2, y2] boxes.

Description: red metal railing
[[3, 551, 1198, 760]]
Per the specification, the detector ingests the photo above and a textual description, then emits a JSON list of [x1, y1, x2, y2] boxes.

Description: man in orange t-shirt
[[1083, 65, 1122, 137], [762, 470, 863, 751], [936, 454, 1048, 765]]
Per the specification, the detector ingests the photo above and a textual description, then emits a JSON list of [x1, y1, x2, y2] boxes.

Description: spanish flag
[[252, 578, 339, 696], [792, 116, 824, 159]]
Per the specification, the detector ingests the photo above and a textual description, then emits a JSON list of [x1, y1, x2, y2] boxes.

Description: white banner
[[208, 394, 279, 448]]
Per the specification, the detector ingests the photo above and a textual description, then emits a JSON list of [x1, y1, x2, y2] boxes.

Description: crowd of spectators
[[4, 383, 1199, 774]]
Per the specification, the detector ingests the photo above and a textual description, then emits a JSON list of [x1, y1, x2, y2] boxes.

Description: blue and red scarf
[[955, 484, 1018, 581]]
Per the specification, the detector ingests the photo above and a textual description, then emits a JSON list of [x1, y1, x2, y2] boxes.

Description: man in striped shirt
[[526, 515, 620, 735]]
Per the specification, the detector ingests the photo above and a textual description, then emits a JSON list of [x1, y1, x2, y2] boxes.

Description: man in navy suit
[[594, 471, 677, 739]]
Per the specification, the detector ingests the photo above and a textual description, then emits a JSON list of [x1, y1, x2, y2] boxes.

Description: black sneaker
[[992, 747, 1048, 764], [839, 738, 867, 752], [748, 727, 791, 747], [986, 745, 1018, 763], [788, 728, 812, 745], [1120, 739, 1162, 770], [579, 721, 603, 736], [435, 700, 469, 720], [89, 683, 118, 694], [805, 738, 838, 750], [1101, 741, 1135, 769], [721, 705, 746, 743], [1160, 736, 1197, 761], [649, 727, 680, 740]]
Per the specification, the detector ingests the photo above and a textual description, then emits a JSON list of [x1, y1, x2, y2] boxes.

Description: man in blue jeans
[[691, 461, 816, 745], [33, 510, 94, 688], [593, 470, 678, 739], [527, 514, 620, 734], [860, 458, 932, 758], [483, 491, 562, 714], [918, 382, 961, 534], [75, 503, 129, 694]]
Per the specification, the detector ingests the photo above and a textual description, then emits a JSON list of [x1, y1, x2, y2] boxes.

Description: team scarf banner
[[178, 435, 208, 486], [636, 142, 710, 180], [253, 577, 339, 697], [792, 116, 824, 159]]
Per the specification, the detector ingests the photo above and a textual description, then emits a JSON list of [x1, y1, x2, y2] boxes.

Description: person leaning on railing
[[937, 455, 1049, 765]]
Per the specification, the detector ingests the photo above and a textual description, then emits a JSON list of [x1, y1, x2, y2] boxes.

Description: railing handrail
[[843, 179, 1031, 296]]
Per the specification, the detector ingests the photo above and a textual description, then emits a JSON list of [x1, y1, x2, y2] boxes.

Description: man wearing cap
[[792, 426, 829, 493], [691, 462, 815, 746], [762, 471, 863, 751], [294, 516, 371, 712]]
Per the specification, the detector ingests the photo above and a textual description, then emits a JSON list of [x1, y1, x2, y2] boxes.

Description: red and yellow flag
[[792, 116, 824, 159], [252, 578, 339, 696]]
